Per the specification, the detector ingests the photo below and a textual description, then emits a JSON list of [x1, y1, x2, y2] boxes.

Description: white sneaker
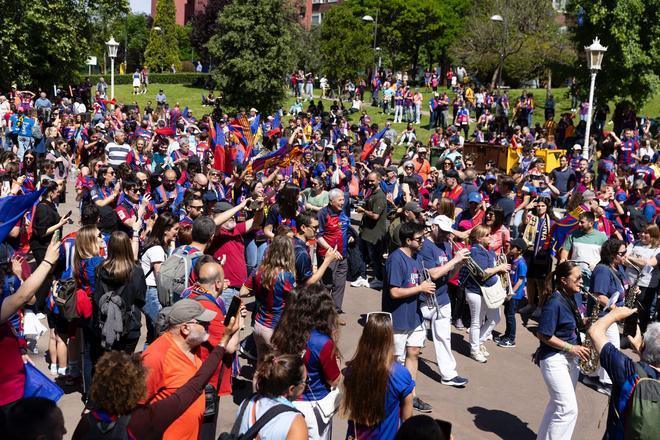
[[470, 350, 487, 363], [480, 345, 490, 357], [351, 276, 369, 288]]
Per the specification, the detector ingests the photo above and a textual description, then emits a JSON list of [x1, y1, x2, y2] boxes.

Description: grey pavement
[[29, 177, 610, 439]]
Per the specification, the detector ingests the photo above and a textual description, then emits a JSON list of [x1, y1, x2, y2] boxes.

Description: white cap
[[427, 215, 454, 233], [573, 144, 582, 150]]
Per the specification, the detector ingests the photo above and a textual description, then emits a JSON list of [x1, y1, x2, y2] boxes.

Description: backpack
[[53, 278, 79, 321], [218, 398, 299, 440], [96, 283, 130, 349], [622, 363, 660, 439], [80, 413, 132, 440], [157, 246, 201, 307]]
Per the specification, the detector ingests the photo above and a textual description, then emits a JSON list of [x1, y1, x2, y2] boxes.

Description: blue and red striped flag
[[360, 128, 387, 161]]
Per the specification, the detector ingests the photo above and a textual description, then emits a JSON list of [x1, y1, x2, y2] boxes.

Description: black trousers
[[358, 236, 384, 281]]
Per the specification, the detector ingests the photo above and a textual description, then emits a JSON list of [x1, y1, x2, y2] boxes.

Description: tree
[[190, 0, 230, 64], [114, 13, 152, 72], [144, 0, 180, 72], [207, 0, 296, 114], [451, 0, 559, 88], [568, 0, 660, 106], [0, 0, 128, 89]]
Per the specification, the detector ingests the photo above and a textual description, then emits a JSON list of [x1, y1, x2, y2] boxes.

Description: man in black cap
[[387, 201, 424, 253]]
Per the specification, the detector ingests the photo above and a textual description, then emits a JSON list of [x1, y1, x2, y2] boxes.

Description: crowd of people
[[0, 73, 658, 440]]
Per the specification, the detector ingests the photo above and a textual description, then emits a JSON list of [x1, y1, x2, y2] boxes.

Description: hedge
[[85, 73, 211, 86]]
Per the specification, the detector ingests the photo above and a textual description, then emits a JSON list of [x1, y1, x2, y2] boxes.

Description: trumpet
[[420, 261, 439, 312], [448, 237, 489, 283]]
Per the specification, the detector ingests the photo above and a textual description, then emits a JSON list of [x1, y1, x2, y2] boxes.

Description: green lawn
[[112, 82, 660, 159]]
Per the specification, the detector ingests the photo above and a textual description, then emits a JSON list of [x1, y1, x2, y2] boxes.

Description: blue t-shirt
[[537, 290, 579, 361], [416, 238, 450, 307], [590, 264, 627, 316], [383, 248, 423, 332], [461, 244, 497, 292], [346, 362, 415, 440], [300, 329, 340, 402], [293, 236, 313, 285], [510, 256, 527, 300], [600, 343, 660, 440]]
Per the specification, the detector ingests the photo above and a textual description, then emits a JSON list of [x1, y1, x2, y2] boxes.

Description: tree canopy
[[144, 0, 181, 72], [207, 0, 297, 114], [569, 0, 660, 106], [0, 0, 128, 88]]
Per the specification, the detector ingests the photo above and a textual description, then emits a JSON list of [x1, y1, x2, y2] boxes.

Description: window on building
[[312, 0, 324, 4], [311, 12, 323, 26]]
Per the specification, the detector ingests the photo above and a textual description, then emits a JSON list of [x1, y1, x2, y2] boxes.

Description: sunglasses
[[186, 320, 210, 329], [617, 251, 627, 257]]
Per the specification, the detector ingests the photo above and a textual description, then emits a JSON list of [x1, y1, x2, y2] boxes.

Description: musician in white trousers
[[418, 215, 470, 386], [536, 261, 591, 440]]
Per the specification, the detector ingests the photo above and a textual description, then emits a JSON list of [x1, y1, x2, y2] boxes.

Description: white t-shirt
[[141, 245, 166, 287], [626, 243, 660, 288]]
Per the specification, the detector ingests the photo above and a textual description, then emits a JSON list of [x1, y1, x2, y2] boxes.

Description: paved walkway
[[34, 178, 612, 439]]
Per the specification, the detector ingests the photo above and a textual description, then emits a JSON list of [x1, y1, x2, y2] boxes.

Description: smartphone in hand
[[223, 296, 241, 326]]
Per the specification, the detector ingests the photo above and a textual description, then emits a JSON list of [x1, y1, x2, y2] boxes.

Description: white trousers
[[420, 303, 458, 380], [394, 104, 403, 122], [292, 400, 332, 440], [538, 352, 579, 440], [465, 290, 501, 352], [597, 322, 620, 385]]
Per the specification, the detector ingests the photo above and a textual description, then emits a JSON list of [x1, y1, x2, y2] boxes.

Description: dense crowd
[[0, 73, 658, 440]]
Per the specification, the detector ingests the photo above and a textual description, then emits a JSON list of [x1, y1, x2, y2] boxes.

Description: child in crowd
[[496, 238, 528, 348]]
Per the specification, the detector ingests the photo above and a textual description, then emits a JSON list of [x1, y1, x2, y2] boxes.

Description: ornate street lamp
[[105, 36, 120, 100], [582, 38, 607, 159]]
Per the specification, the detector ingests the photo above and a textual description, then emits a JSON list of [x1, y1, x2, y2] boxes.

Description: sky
[[130, 0, 151, 14]]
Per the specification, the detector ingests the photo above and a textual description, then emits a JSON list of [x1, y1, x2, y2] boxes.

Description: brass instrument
[[623, 260, 644, 336], [448, 238, 488, 282], [577, 291, 603, 375], [497, 252, 515, 299], [420, 261, 439, 313]]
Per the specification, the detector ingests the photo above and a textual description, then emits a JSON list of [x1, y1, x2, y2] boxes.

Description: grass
[[112, 82, 660, 159]]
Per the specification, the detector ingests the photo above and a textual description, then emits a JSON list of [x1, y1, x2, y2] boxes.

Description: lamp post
[[582, 38, 607, 159], [363, 12, 379, 105], [105, 36, 120, 100], [490, 14, 505, 89]]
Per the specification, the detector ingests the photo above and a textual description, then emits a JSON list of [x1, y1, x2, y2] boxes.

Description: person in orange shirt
[[141, 299, 217, 440], [413, 146, 431, 181]]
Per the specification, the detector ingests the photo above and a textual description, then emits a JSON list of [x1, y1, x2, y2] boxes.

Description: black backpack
[[80, 413, 132, 440], [217, 399, 298, 440], [53, 278, 79, 322]]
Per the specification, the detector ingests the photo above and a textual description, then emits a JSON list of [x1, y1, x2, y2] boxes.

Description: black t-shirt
[[496, 195, 516, 227]]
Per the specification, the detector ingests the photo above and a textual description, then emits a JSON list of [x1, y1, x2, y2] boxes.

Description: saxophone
[[497, 252, 515, 299], [577, 291, 602, 375]]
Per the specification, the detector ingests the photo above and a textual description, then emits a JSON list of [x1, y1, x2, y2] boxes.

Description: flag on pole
[[360, 128, 387, 161]]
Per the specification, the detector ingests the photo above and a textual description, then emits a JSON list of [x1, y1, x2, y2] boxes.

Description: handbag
[[480, 275, 507, 308], [24, 362, 64, 402]]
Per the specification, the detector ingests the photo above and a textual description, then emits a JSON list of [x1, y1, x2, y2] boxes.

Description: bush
[[85, 73, 210, 86]]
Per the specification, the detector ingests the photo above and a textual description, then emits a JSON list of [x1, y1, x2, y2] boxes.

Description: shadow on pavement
[[450, 332, 472, 358], [418, 357, 444, 384], [467, 406, 536, 439]]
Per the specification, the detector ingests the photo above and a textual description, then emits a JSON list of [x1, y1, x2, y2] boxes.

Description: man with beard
[[353, 172, 388, 289], [141, 299, 216, 440], [154, 169, 185, 215]]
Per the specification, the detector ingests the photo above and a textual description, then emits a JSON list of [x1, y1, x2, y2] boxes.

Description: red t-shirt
[[211, 222, 248, 287], [0, 320, 25, 406]]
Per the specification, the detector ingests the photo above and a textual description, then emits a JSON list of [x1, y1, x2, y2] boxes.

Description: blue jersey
[[510, 256, 527, 300]]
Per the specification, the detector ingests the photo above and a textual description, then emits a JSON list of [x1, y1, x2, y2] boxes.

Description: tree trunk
[[411, 45, 420, 84], [490, 64, 500, 89]]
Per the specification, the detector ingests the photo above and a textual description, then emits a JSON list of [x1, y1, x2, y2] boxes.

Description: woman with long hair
[[92, 231, 146, 362], [483, 205, 510, 255], [91, 165, 120, 240], [264, 183, 301, 239], [342, 313, 413, 439], [272, 284, 341, 440], [139, 211, 179, 343], [240, 235, 296, 360], [519, 197, 554, 324], [536, 261, 591, 440], [585, 238, 630, 395], [72, 314, 242, 440], [626, 224, 660, 332], [463, 225, 510, 363]]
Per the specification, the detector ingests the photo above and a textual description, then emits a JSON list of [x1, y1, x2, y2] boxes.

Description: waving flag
[[250, 141, 297, 173], [0, 189, 45, 244], [212, 122, 226, 173], [550, 204, 588, 256], [250, 114, 261, 135], [267, 113, 282, 138], [360, 128, 387, 161], [227, 121, 247, 148]]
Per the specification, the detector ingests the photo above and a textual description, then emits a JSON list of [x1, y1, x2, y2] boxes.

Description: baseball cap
[[510, 238, 528, 252], [444, 169, 460, 180], [468, 192, 483, 204], [203, 191, 218, 203], [403, 160, 414, 169], [428, 215, 454, 233], [168, 299, 216, 325], [573, 144, 582, 150], [642, 155, 651, 163], [417, 147, 427, 153], [212, 200, 235, 214], [484, 173, 497, 182], [403, 202, 423, 214], [386, 165, 398, 174]]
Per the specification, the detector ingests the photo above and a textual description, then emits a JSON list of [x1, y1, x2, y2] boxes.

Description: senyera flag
[[0, 189, 45, 244], [359, 128, 387, 161]]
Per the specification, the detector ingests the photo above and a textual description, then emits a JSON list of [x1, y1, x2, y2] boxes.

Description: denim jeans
[[142, 286, 161, 344], [245, 238, 268, 278], [221, 287, 240, 311], [503, 298, 518, 341], [17, 136, 32, 160]]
